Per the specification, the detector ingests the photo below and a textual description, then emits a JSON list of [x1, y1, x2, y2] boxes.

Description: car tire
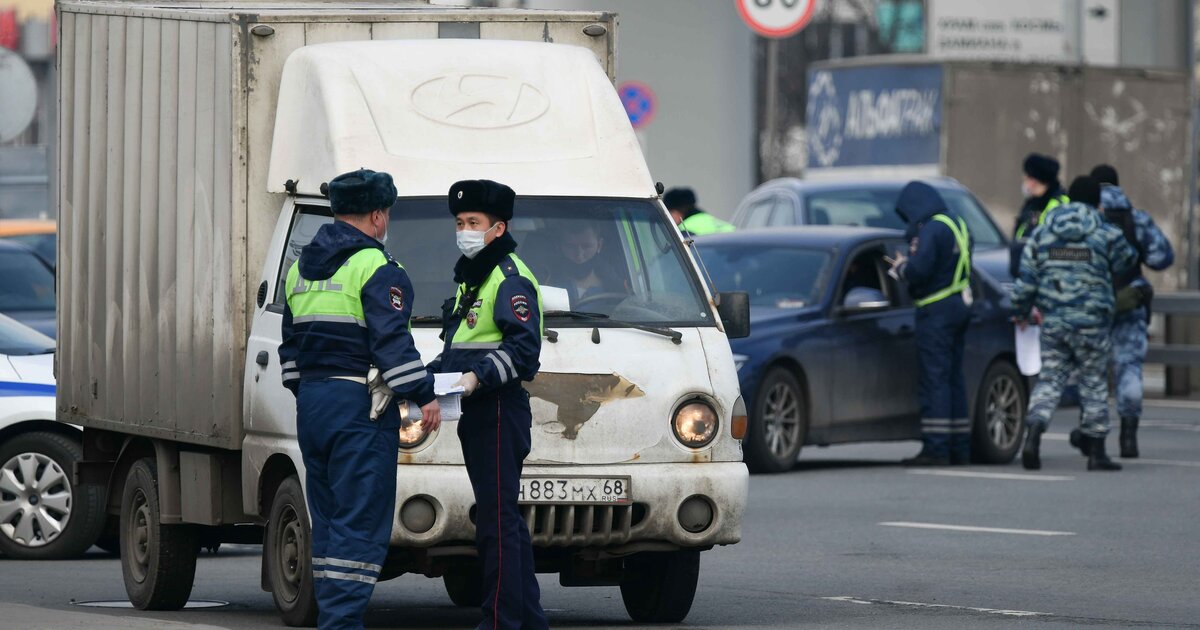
[[265, 476, 319, 627], [443, 563, 483, 607], [744, 367, 807, 474], [120, 458, 199, 610], [972, 361, 1027, 464], [619, 550, 700, 623], [0, 431, 106, 559]]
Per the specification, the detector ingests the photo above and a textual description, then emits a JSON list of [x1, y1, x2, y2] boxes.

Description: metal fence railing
[[1149, 292, 1200, 396]]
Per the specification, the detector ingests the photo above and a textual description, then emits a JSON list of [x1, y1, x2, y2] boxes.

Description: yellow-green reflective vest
[[679, 212, 736, 236], [914, 214, 971, 308], [450, 254, 543, 349], [286, 248, 402, 328], [1016, 194, 1070, 240]]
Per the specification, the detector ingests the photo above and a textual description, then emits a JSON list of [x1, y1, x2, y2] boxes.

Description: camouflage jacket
[[1012, 201, 1138, 331], [1099, 185, 1175, 272]]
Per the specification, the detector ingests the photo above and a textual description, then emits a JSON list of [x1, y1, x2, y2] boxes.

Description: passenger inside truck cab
[[541, 222, 629, 304]]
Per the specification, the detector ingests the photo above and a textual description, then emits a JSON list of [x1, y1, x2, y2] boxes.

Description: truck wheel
[[266, 476, 318, 627], [443, 563, 483, 607], [120, 458, 198, 610], [973, 361, 1027, 464], [744, 368, 807, 474], [619, 550, 700, 623], [0, 431, 106, 559]]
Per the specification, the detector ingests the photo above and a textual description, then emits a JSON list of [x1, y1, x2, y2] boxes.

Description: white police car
[[0, 314, 106, 558]]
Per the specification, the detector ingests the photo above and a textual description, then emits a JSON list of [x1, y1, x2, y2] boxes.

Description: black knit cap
[[662, 187, 697, 210], [1090, 164, 1120, 186], [327, 168, 397, 215], [1023, 153, 1060, 185], [1068, 175, 1101, 208], [448, 179, 515, 221]]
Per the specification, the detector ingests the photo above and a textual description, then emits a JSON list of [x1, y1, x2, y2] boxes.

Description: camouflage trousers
[[1111, 307, 1148, 420], [1027, 325, 1112, 437]]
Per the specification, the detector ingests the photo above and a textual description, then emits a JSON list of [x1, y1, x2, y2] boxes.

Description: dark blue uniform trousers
[[297, 379, 399, 630], [915, 297, 971, 460], [458, 386, 547, 630]]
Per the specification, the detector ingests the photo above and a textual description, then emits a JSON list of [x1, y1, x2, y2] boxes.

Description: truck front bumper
[[390, 462, 747, 550]]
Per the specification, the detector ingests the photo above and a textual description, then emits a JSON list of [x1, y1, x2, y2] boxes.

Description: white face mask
[[374, 212, 388, 245], [1021, 182, 1033, 199], [456, 223, 498, 259]]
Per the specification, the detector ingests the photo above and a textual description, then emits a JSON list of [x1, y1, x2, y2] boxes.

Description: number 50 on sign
[[736, 0, 817, 38]]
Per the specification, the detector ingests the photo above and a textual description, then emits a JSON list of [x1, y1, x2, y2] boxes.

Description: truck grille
[[520, 503, 639, 547]]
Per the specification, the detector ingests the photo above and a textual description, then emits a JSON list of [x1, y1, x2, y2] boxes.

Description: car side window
[[767, 196, 798, 227], [740, 196, 777, 229], [272, 207, 333, 306], [840, 246, 897, 306]]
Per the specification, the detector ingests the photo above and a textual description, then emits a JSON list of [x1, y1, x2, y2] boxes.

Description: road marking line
[[1043, 433, 1069, 441], [821, 595, 1051, 618], [1123, 458, 1200, 469], [907, 469, 1074, 481], [1141, 420, 1200, 432], [878, 521, 1076, 536]]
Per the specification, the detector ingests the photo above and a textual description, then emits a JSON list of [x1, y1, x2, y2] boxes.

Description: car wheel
[[266, 476, 319, 627], [619, 550, 700, 623], [744, 367, 807, 474], [121, 458, 199, 610], [973, 361, 1027, 464], [0, 431, 106, 559]]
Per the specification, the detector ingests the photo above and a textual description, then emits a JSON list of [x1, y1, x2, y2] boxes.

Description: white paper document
[[1015, 325, 1041, 376], [404, 372, 465, 422]]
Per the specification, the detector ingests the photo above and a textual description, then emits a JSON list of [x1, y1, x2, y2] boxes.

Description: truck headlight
[[398, 418, 429, 448], [673, 401, 718, 448]]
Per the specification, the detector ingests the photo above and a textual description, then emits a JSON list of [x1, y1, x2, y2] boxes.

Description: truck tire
[[120, 457, 198, 610], [973, 361, 1027, 464], [265, 476, 319, 627], [0, 431, 106, 559], [619, 550, 700, 623], [744, 367, 807, 474], [443, 563, 483, 607]]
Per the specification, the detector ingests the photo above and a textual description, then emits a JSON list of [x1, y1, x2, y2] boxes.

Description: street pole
[[1189, 0, 1199, 290]]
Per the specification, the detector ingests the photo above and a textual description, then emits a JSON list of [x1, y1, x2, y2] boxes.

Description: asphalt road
[[2, 402, 1198, 629]]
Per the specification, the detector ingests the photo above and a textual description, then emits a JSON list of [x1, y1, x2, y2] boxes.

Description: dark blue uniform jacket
[[895, 182, 973, 304]]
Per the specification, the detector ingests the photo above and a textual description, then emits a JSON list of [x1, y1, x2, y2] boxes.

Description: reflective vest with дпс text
[[915, 214, 972, 308]]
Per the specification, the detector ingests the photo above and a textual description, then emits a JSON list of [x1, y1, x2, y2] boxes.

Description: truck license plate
[[518, 476, 631, 505]]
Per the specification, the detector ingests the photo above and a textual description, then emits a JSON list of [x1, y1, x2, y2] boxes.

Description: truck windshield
[[285, 198, 714, 327]]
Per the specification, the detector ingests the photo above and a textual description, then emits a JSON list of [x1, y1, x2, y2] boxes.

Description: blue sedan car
[[695, 227, 1026, 474]]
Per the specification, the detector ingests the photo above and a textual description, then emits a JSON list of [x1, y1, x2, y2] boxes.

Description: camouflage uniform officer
[[1013, 176, 1137, 471], [1084, 165, 1174, 458]]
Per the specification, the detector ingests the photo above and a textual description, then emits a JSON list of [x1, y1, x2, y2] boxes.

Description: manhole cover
[[72, 600, 229, 609]]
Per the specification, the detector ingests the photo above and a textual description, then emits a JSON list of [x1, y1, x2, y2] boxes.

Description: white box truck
[[58, 0, 750, 624]]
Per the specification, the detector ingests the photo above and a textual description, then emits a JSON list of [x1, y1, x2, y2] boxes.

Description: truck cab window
[[273, 208, 333, 305]]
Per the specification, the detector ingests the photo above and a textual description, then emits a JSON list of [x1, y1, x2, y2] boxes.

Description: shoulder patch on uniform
[[511, 294, 532, 322], [389, 286, 405, 311], [1048, 247, 1091, 262]]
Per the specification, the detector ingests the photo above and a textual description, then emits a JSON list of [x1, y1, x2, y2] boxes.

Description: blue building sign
[[806, 64, 942, 170]]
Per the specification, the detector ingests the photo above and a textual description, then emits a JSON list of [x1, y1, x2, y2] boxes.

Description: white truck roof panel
[[268, 39, 654, 199]]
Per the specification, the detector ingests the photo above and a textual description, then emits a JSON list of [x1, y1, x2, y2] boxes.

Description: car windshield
[[282, 198, 713, 327], [804, 186, 1004, 246], [696, 243, 832, 309], [0, 249, 55, 311], [5, 234, 57, 267], [0, 314, 54, 355]]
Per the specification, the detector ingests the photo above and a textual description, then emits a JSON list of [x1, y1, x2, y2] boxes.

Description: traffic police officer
[[891, 181, 974, 466], [1011, 153, 1070, 277], [1013, 176, 1137, 471], [663, 187, 735, 236], [279, 168, 442, 629], [428, 179, 547, 630], [1087, 164, 1174, 458]]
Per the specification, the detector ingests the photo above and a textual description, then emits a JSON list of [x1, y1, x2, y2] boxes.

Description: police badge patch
[[511, 295, 532, 322], [389, 287, 404, 311], [466, 310, 478, 329]]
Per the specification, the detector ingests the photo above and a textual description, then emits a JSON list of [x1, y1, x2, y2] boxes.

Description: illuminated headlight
[[673, 401, 718, 448], [398, 417, 429, 448], [732, 354, 749, 372]]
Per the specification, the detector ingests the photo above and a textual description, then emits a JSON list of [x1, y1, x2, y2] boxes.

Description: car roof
[[0, 219, 56, 237], [752, 176, 965, 195], [0, 239, 40, 253], [694, 225, 903, 249]]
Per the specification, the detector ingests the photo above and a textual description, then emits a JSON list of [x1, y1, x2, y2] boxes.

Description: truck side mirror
[[716, 292, 750, 339]]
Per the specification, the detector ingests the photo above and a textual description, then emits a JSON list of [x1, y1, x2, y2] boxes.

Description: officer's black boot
[[1068, 428, 1091, 457], [1119, 417, 1139, 459], [1021, 424, 1044, 470], [1086, 435, 1122, 471]]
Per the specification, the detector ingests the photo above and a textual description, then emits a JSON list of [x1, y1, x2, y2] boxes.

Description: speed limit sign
[[735, 0, 817, 39]]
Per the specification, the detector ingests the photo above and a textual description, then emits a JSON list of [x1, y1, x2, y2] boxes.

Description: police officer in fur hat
[[427, 179, 547, 630], [1010, 153, 1070, 277], [279, 168, 441, 629]]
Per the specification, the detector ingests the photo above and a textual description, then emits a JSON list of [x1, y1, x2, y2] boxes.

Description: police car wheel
[[744, 367, 807, 474], [973, 361, 1027, 464], [120, 458, 199, 610], [619, 550, 700, 623], [266, 476, 319, 627], [0, 431, 106, 559], [442, 563, 483, 607]]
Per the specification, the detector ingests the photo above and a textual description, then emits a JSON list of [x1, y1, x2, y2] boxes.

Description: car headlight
[[732, 353, 749, 372], [398, 418, 429, 448], [673, 401, 718, 448]]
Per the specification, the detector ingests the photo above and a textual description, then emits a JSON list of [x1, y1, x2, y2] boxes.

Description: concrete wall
[[526, 0, 756, 219]]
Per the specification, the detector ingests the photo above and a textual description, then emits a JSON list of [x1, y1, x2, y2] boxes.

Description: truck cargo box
[[56, 0, 617, 449]]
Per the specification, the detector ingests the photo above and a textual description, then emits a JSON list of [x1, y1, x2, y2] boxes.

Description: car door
[[826, 241, 919, 441]]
